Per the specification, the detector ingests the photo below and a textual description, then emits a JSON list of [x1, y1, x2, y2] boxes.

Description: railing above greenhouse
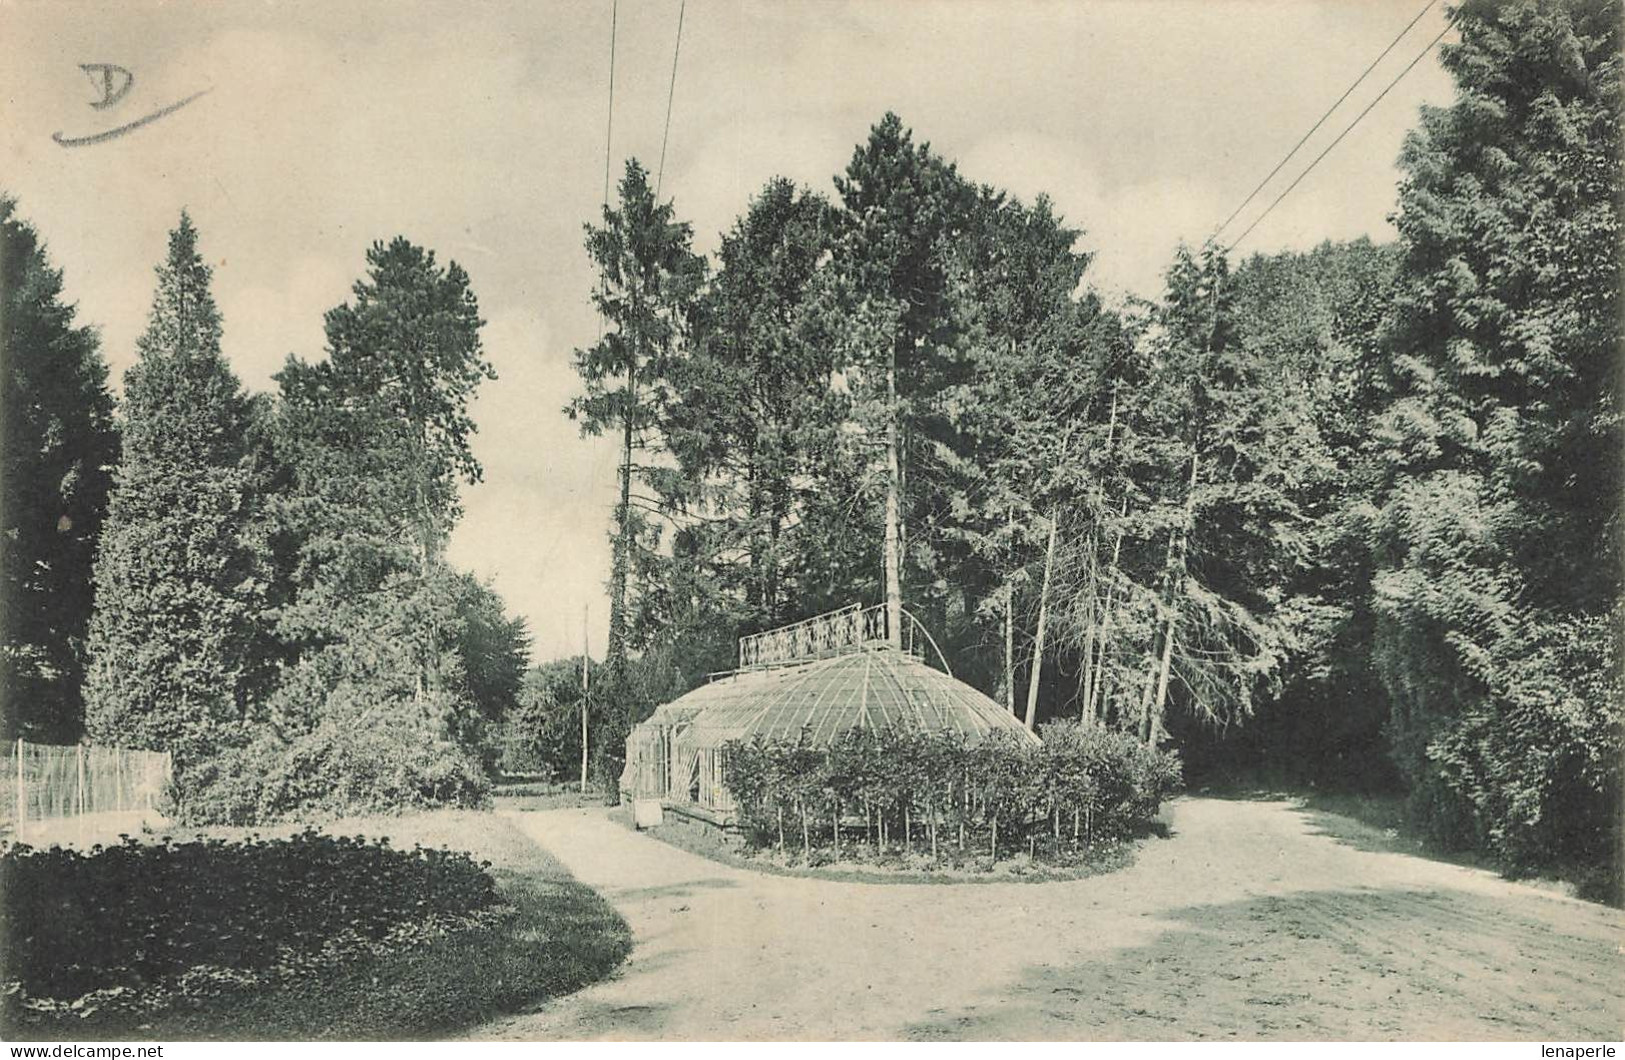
[[732, 602, 952, 676]]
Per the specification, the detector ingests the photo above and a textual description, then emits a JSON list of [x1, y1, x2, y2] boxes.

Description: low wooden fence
[[1, 738, 173, 843]]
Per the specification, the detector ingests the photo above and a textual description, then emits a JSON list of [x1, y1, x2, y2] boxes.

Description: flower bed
[[1, 829, 501, 1022]]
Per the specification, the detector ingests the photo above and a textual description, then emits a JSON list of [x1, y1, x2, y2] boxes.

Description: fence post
[[77, 743, 86, 817], [15, 737, 24, 835]]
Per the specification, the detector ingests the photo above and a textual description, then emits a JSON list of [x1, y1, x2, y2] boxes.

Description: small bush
[[0, 830, 500, 1007], [176, 725, 492, 825]]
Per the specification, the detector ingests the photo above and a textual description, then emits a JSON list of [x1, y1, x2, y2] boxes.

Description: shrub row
[[721, 721, 1181, 863], [178, 725, 493, 825], [0, 830, 500, 1002]]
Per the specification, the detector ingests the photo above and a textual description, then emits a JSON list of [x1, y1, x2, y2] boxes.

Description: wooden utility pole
[[580, 604, 591, 793]]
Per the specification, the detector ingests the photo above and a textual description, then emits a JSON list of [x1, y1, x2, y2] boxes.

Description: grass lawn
[[622, 805, 1149, 885], [493, 780, 617, 813], [9, 810, 631, 1041]]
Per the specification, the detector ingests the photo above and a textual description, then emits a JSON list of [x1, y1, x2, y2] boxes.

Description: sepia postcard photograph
[[0, 0, 1620, 1048]]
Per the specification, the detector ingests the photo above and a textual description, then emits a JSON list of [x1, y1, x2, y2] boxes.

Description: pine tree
[[258, 237, 499, 816], [1119, 245, 1314, 746], [662, 177, 842, 631], [0, 197, 119, 742], [1198, 238, 1400, 785], [939, 188, 1107, 722], [83, 212, 270, 769], [568, 160, 706, 677], [827, 113, 973, 645]]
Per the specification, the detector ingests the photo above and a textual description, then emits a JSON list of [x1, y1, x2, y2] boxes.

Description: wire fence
[[1, 738, 173, 845]]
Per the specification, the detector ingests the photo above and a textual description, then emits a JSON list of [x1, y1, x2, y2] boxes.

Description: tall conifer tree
[[568, 160, 706, 676], [0, 198, 119, 742], [84, 213, 269, 769], [1372, 0, 1622, 878]]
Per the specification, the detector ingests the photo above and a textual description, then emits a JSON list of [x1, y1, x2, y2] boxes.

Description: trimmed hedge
[[721, 720, 1181, 863]]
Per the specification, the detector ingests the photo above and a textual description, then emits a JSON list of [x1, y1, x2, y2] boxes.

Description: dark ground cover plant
[[720, 721, 1180, 867], [0, 811, 632, 1039], [1, 829, 497, 1018]]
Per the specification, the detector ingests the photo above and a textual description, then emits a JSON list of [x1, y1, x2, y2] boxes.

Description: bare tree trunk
[[1145, 450, 1200, 746], [1003, 508, 1015, 713], [1137, 526, 1177, 742], [1078, 535, 1098, 724], [1089, 496, 1130, 724], [580, 617, 591, 793], [608, 342, 636, 675], [884, 349, 903, 650], [1146, 615, 1176, 746], [1024, 507, 1058, 731]]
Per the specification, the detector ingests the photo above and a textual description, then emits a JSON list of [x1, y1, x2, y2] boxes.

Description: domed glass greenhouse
[[620, 604, 1035, 824]]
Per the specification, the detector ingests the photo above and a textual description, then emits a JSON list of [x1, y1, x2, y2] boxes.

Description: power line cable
[[655, 0, 687, 198], [1211, 0, 1437, 243], [1223, 10, 1459, 254], [602, 0, 618, 211], [596, 0, 618, 345]]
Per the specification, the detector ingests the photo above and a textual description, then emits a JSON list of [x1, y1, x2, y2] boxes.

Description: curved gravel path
[[467, 797, 1623, 1041]]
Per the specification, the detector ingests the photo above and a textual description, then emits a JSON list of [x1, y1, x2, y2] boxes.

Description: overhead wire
[[655, 0, 687, 198], [1222, 8, 1460, 254], [602, 0, 618, 213], [1210, 0, 1438, 244]]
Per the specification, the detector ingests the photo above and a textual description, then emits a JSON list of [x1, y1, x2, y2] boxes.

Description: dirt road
[[468, 797, 1623, 1041]]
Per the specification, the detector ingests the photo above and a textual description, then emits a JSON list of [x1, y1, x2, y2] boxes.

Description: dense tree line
[[2, 205, 529, 821], [571, 0, 1620, 895]]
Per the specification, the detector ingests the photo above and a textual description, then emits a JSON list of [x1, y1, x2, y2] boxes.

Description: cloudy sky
[[1, 0, 1456, 661]]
